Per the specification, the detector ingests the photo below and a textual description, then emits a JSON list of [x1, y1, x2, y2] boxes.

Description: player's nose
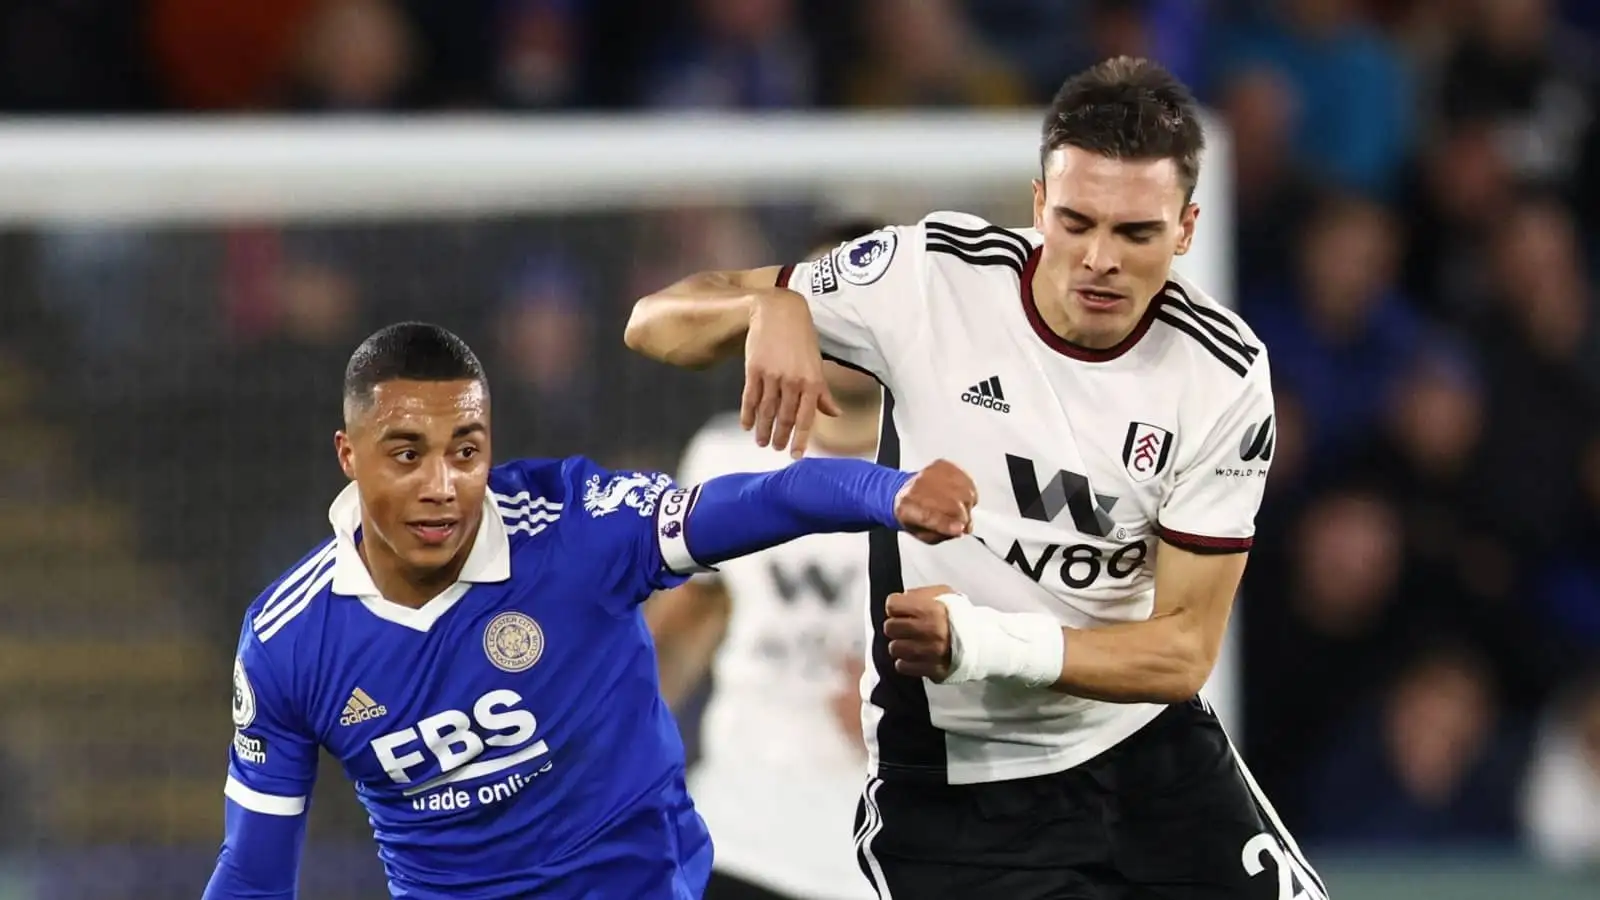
[[1080, 235, 1119, 273], [416, 456, 457, 502]]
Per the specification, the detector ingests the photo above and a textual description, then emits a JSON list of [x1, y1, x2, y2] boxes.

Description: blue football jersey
[[224, 456, 712, 899]]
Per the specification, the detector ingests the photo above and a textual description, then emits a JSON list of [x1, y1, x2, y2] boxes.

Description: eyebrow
[[378, 422, 486, 443], [1054, 205, 1166, 232]]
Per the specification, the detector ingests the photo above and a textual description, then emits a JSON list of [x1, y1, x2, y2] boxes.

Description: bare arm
[[627, 265, 841, 455], [623, 266, 786, 369], [1046, 541, 1245, 704], [884, 541, 1247, 706], [644, 579, 733, 708]]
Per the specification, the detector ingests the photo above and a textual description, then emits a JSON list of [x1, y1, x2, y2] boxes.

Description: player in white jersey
[[648, 221, 886, 900], [625, 57, 1328, 899]]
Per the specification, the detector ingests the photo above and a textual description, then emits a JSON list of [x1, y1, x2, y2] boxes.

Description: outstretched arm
[[661, 458, 976, 576]]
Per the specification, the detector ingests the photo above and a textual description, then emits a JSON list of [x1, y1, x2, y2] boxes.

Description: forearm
[[679, 459, 906, 567], [937, 599, 1210, 705], [625, 268, 786, 368], [202, 800, 306, 900], [1048, 614, 1211, 704]]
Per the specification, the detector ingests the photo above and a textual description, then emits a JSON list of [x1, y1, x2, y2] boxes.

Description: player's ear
[[1031, 179, 1046, 231], [1174, 203, 1200, 256], [335, 430, 357, 481]]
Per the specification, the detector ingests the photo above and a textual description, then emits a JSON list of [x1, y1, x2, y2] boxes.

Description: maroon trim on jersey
[[775, 263, 796, 290], [1157, 526, 1253, 555], [1019, 246, 1160, 362]]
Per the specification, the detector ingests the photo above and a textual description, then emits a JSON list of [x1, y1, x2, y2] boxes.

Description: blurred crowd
[[3, 0, 1600, 882]]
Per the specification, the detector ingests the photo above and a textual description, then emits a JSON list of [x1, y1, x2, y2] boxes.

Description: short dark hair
[[1041, 56, 1205, 201], [343, 322, 487, 416]]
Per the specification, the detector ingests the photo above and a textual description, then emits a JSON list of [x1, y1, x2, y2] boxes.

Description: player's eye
[[393, 449, 419, 464], [457, 446, 479, 461]]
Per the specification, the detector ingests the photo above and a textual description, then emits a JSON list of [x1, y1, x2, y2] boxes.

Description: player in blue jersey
[[201, 322, 977, 900]]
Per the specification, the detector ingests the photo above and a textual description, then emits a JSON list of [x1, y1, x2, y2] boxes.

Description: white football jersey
[[779, 211, 1275, 786], [677, 413, 876, 900]]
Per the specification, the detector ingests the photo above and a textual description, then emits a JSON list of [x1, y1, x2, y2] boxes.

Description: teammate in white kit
[[649, 221, 886, 900], [625, 57, 1328, 899]]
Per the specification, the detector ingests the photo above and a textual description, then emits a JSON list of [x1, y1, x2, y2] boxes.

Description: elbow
[[1152, 668, 1210, 705], [624, 301, 716, 370], [622, 302, 662, 357], [1160, 631, 1218, 704]]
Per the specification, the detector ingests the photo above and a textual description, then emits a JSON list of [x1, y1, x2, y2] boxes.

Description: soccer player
[[201, 322, 979, 900], [624, 57, 1328, 899], [648, 221, 887, 900]]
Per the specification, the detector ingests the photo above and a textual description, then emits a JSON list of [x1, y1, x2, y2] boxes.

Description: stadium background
[[1, 0, 1599, 897]]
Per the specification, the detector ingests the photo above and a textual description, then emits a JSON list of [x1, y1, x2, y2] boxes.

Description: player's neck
[[359, 525, 476, 609], [811, 408, 880, 457], [1029, 265, 1140, 350]]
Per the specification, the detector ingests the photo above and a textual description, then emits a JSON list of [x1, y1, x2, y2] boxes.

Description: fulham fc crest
[[1121, 422, 1173, 483]]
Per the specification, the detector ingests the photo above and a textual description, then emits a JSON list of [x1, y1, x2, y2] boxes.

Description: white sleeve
[[778, 225, 923, 382], [1157, 356, 1275, 553]]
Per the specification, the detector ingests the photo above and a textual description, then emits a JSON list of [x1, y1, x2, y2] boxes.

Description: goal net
[[0, 112, 1232, 900]]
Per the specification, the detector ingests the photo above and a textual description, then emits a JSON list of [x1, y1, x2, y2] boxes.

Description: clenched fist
[[893, 460, 977, 544], [883, 585, 956, 680]]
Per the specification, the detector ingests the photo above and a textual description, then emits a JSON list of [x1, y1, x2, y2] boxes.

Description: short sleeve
[[225, 630, 319, 816], [567, 458, 701, 613], [1157, 358, 1275, 553], [778, 225, 923, 382]]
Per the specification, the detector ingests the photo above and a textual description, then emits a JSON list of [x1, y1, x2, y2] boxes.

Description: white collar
[[326, 481, 511, 605]]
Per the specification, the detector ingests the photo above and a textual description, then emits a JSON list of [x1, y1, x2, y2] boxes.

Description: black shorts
[[702, 871, 804, 900], [852, 698, 1328, 899]]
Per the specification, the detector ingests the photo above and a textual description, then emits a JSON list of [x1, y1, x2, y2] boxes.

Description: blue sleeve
[[202, 800, 307, 899], [572, 457, 910, 613], [667, 458, 908, 569], [204, 624, 319, 896]]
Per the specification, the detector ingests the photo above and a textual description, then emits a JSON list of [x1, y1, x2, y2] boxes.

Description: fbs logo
[[1239, 416, 1275, 463], [340, 687, 388, 726]]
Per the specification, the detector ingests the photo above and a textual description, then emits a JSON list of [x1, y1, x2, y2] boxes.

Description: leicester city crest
[[484, 611, 545, 673]]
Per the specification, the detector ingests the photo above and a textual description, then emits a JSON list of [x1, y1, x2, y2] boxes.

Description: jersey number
[[1242, 832, 1327, 900]]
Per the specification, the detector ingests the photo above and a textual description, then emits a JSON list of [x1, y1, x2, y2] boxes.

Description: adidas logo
[[960, 376, 1010, 414], [339, 687, 387, 726]]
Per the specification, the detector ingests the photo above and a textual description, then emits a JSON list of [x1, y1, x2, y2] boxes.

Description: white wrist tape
[[933, 592, 1064, 688]]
